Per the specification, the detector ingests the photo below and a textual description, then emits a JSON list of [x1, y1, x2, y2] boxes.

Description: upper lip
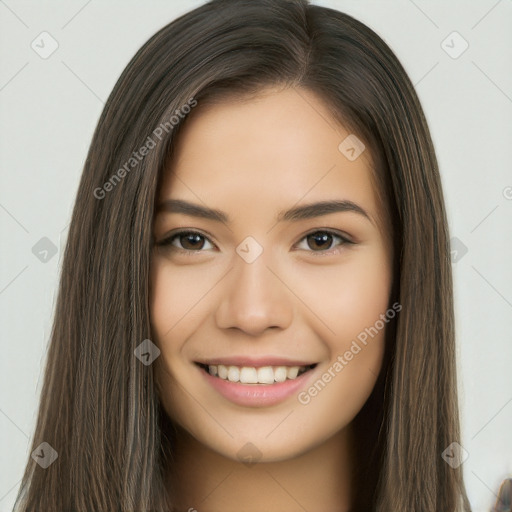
[[195, 357, 317, 367]]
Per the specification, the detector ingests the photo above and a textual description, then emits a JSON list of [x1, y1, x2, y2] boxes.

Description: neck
[[167, 423, 354, 512]]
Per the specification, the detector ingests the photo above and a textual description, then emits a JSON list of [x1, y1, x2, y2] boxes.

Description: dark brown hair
[[13, 0, 471, 510]]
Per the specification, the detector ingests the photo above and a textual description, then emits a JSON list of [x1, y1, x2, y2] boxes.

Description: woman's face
[[150, 86, 393, 463]]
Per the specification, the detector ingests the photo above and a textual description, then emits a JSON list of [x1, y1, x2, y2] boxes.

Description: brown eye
[[296, 230, 353, 253], [178, 232, 206, 250], [307, 232, 334, 251], [158, 230, 215, 253]]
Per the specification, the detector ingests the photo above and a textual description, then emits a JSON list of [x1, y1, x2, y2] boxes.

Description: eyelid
[[296, 228, 354, 245]]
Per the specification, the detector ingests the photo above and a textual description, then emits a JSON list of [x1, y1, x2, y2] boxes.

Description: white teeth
[[204, 364, 311, 384], [287, 366, 299, 379], [274, 367, 287, 382], [240, 367, 258, 384], [257, 366, 275, 384], [218, 365, 228, 379], [227, 366, 240, 382]]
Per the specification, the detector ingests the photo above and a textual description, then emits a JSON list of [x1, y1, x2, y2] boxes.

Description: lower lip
[[197, 365, 316, 407]]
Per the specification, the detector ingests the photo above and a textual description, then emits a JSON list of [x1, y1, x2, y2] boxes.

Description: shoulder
[[492, 478, 511, 512]]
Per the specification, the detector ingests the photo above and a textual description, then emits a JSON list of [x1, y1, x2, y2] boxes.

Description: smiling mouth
[[195, 362, 318, 385]]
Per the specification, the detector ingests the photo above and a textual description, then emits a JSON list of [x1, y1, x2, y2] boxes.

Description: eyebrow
[[156, 198, 373, 225]]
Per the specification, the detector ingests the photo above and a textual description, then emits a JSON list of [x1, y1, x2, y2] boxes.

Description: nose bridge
[[214, 244, 293, 334]]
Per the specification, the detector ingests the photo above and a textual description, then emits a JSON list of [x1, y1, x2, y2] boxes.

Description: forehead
[[158, 86, 383, 230]]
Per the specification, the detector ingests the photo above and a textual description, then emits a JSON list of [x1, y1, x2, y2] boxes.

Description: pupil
[[309, 232, 331, 250], [182, 233, 204, 250]]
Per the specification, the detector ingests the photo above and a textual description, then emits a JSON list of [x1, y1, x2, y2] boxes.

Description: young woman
[[13, 0, 475, 510]]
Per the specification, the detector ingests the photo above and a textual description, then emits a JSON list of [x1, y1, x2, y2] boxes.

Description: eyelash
[[156, 229, 354, 256]]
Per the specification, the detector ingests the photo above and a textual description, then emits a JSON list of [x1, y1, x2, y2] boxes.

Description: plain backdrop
[[0, 1, 511, 511]]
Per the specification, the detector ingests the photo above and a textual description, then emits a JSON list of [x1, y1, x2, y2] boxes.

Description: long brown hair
[[13, 0, 471, 510]]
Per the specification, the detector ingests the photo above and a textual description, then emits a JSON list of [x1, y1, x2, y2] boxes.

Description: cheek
[[285, 248, 392, 344], [339, 259, 392, 341], [149, 259, 224, 418], [149, 263, 197, 405], [149, 260, 213, 345], [297, 339, 385, 439], [297, 292, 389, 435]]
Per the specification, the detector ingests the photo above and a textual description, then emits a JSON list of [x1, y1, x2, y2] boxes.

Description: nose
[[214, 250, 293, 336]]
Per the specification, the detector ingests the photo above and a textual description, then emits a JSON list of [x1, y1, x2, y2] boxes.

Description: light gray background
[[1, 1, 511, 511]]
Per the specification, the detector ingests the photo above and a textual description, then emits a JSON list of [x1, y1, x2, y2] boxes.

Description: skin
[[149, 86, 393, 512]]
